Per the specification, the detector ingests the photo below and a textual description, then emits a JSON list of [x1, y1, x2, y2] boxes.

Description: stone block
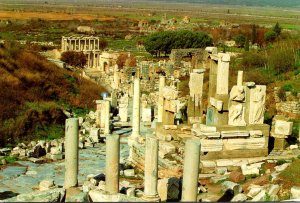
[[159, 142, 176, 159], [201, 139, 223, 152], [216, 159, 233, 167], [273, 137, 287, 150], [164, 125, 177, 130], [39, 179, 55, 191], [231, 193, 248, 202], [221, 181, 242, 195], [274, 120, 293, 135], [223, 137, 265, 150], [142, 108, 152, 122], [157, 178, 179, 201], [89, 189, 145, 202], [247, 185, 263, 198], [90, 128, 100, 143], [201, 160, 216, 168], [291, 186, 300, 199], [249, 130, 263, 138], [16, 188, 65, 202], [251, 190, 266, 201], [267, 184, 280, 196], [124, 169, 135, 177], [221, 131, 249, 138]]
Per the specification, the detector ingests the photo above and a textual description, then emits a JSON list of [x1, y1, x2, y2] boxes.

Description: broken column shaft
[[143, 135, 160, 201], [131, 78, 141, 139], [64, 118, 79, 189], [158, 76, 165, 123], [181, 139, 201, 202], [105, 134, 120, 194], [104, 100, 110, 135]]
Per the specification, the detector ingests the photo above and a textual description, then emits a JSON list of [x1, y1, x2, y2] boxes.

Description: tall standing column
[[157, 76, 165, 123], [143, 135, 160, 201], [130, 78, 141, 139], [64, 118, 79, 189], [104, 100, 110, 135], [105, 134, 120, 194], [181, 139, 201, 202]]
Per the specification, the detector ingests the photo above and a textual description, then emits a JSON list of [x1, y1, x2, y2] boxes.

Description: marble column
[[64, 118, 79, 189], [181, 139, 201, 202], [105, 134, 120, 194], [130, 78, 141, 139], [143, 135, 160, 201], [237, 70, 243, 86], [158, 76, 165, 123], [104, 100, 110, 135]]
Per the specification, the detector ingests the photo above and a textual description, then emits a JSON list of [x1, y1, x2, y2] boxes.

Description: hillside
[[0, 43, 106, 147], [145, 0, 300, 8]]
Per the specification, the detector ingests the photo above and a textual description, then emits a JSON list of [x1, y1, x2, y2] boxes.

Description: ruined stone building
[[61, 36, 102, 69]]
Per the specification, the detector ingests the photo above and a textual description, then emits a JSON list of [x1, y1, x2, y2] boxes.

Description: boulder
[[229, 171, 245, 183], [32, 145, 46, 158]]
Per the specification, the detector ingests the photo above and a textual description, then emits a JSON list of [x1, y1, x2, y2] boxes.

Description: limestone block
[[159, 142, 176, 159], [216, 159, 233, 167], [223, 137, 265, 150], [200, 160, 216, 168], [200, 124, 217, 132], [241, 164, 260, 176], [126, 188, 136, 197], [201, 139, 223, 152], [274, 120, 293, 135], [189, 72, 204, 106], [249, 130, 263, 138], [90, 128, 100, 143], [124, 169, 135, 177], [221, 181, 242, 195], [164, 125, 177, 130], [221, 131, 249, 138], [268, 184, 280, 196], [231, 193, 248, 202], [216, 53, 230, 95], [16, 188, 65, 202], [274, 163, 290, 172], [164, 99, 177, 112], [216, 167, 227, 175], [142, 108, 152, 122], [89, 189, 145, 202], [291, 186, 300, 199], [247, 185, 263, 198], [162, 86, 178, 100], [39, 179, 55, 191], [251, 190, 266, 201], [157, 178, 180, 201], [210, 97, 223, 111]]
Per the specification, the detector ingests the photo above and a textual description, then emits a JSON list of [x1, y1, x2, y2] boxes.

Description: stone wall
[[273, 87, 300, 115]]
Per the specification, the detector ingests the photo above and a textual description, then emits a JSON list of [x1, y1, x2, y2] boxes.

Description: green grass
[[280, 159, 300, 185], [0, 156, 18, 164], [34, 124, 64, 141]]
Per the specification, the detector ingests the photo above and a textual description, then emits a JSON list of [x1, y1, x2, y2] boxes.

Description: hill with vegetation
[[147, 0, 300, 8], [0, 43, 106, 147]]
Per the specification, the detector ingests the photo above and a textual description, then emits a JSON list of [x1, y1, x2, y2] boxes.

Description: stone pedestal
[[142, 135, 160, 202], [64, 118, 79, 189], [105, 134, 120, 194], [130, 78, 141, 140], [274, 137, 287, 151], [181, 139, 201, 202]]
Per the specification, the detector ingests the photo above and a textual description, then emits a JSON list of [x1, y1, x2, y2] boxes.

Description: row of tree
[[144, 30, 213, 57]]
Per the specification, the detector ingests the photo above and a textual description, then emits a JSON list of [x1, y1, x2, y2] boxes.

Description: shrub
[[61, 51, 87, 68], [276, 159, 288, 165], [268, 46, 296, 74], [264, 31, 277, 43], [241, 52, 267, 70], [277, 87, 287, 101]]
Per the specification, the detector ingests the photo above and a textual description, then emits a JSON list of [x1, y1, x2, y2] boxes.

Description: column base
[[142, 194, 161, 202], [128, 135, 140, 147]]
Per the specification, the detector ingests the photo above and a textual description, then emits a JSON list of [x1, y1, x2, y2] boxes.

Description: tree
[[264, 31, 277, 43], [244, 37, 249, 51], [251, 24, 257, 44], [61, 51, 87, 68], [234, 34, 246, 48], [144, 30, 213, 57], [273, 22, 282, 36], [99, 39, 108, 50]]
